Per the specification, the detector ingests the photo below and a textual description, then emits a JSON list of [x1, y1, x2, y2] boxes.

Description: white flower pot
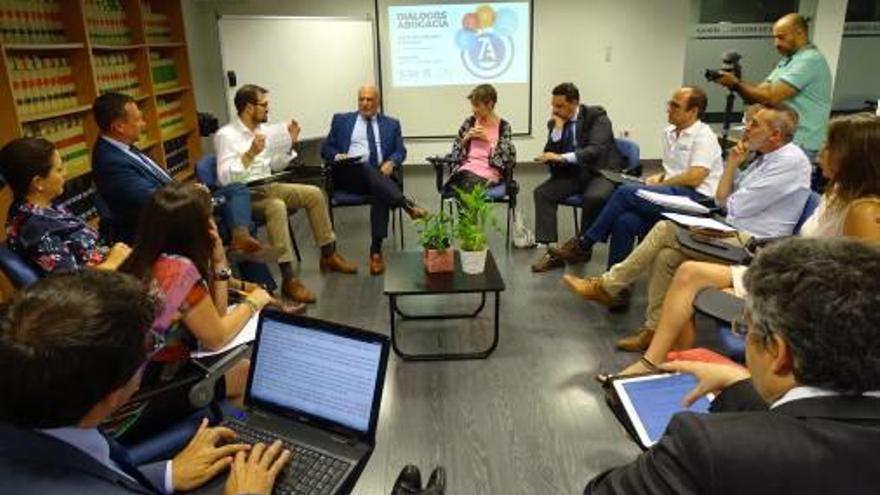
[[459, 248, 488, 274]]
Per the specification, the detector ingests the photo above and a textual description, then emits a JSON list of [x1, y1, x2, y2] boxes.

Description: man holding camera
[[710, 13, 831, 178]]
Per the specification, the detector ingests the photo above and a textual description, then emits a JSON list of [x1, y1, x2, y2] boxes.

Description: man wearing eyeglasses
[[540, 87, 723, 287], [583, 237, 880, 495], [215, 84, 358, 305]]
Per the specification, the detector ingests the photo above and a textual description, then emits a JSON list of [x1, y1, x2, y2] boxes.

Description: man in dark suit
[[585, 237, 880, 495], [321, 85, 426, 275], [0, 270, 289, 494], [90, 92, 260, 252], [531, 82, 623, 272]]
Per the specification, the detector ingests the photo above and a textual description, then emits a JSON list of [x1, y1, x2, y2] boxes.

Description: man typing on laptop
[[0, 270, 289, 495]]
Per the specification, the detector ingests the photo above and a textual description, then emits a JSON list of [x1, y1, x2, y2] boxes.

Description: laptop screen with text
[[250, 318, 384, 433]]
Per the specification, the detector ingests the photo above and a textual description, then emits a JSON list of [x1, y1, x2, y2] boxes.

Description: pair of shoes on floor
[[547, 237, 592, 264], [391, 465, 446, 495]]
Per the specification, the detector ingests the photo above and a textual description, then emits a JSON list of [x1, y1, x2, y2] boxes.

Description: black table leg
[[388, 291, 500, 361]]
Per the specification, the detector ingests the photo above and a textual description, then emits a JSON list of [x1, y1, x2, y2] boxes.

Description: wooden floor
[[280, 165, 647, 495]]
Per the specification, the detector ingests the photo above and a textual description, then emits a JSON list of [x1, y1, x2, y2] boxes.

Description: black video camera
[[705, 51, 743, 82]]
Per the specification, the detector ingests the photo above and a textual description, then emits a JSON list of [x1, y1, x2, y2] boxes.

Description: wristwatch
[[215, 267, 232, 281]]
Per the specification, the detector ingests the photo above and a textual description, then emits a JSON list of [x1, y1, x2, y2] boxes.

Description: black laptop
[[213, 311, 390, 495]]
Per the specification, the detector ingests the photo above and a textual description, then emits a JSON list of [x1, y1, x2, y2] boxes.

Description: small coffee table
[[383, 250, 505, 361]]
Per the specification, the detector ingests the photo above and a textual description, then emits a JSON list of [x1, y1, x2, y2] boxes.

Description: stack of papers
[[191, 308, 259, 358], [636, 190, 710, 215], [662, 212, 736, 232]]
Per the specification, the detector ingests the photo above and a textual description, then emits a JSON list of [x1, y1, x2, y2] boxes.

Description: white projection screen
[[376, 0, 533, 138]]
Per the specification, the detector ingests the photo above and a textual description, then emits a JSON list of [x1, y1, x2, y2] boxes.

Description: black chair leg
[[398, 208, 405, 250], [288, 218, 302, 263], [572, 207, 580, 234], [506, 204, 512, 250]]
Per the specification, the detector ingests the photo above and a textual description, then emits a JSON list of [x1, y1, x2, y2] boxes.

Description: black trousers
[[332, 163, 405, 239], [533, 172, 615, 243], [443, 170, 491, 201]]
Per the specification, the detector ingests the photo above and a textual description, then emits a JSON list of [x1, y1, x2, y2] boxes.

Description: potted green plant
[[414, 211, 455, 273], [454, 184, 498, 274]]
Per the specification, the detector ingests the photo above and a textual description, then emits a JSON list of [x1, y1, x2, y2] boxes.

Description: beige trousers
[[250, 182, 335, 264], [600, 220, 748, 329]]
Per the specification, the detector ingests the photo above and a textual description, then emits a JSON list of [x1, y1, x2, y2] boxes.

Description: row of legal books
[[0, 0, 65, 44], [9, 54, 77, 117], [142, 1, 172, 43], [95, 52, 141, 96], [164, 135, 189, 176], [85, 0, 132, 46], [150, 51, 178, 91], [157, 97, 185, 140], [23, 116, 90, 179]]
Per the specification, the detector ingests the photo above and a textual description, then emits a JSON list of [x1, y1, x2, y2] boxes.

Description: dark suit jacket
[[585, 380, 880, 495], [91, 137, 171, 244], [0, 423, 165, 494], [544, 104, 622, 181], [321, 112, 407, 168]]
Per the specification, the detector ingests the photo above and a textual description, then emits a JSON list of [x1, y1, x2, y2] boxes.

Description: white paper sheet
[[263, 122, 298, 170], [635, 189, 711, 215], [662, 212, 736, 232], [190, 308, 259, 358]]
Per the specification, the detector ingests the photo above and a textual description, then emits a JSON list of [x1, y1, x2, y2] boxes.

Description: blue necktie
[[129, 145, 171, 184], [365, 118, 379, 168], [561, 120, 575, 153]]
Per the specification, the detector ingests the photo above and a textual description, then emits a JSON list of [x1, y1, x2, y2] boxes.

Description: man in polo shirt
[[711, 12, 831, 189], [546, 86, 723, 287]]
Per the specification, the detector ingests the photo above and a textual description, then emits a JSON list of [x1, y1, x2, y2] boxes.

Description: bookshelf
[[0, 0, 202, 242]]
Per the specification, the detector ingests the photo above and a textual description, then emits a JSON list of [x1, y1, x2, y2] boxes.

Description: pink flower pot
[[423, 248, 454, 273]]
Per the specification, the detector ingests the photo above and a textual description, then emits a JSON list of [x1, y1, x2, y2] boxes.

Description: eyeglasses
[[252, 101, 269, 108]]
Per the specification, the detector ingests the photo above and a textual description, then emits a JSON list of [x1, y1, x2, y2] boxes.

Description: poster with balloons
[[388, 2, 530, 87]]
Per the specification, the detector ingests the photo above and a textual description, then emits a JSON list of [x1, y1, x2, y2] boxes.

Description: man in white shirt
[[583, 237, 880, 495], [0, 270, 290, 494], [547, 86, 723, 283], [214, 84, 357, 304]]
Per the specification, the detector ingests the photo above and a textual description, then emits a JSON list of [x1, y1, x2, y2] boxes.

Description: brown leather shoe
[[230, 232, 263, 253], [319, 252, 358, 274], [531, 252, 564, 272], [369, 253, 385, 275], [282, 278, 316, 304], [405, 204, 428, 220], [548, 237, 592, 264], [561, 274, 615, 306], [616, 328, 656, 352]]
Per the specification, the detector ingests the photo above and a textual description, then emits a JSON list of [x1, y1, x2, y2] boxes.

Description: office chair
[[0, 245, 40, 289], [562, 137, 641, 232], [322, 159, 406, 250], [429, 155, 519, 247], [194, 155, 302, 262]]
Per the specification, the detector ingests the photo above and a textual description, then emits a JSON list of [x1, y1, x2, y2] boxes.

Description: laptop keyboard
[[223, 418, 352, 495]]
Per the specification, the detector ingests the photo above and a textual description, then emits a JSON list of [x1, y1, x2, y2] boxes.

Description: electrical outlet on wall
[[619, 129, 631, 138]]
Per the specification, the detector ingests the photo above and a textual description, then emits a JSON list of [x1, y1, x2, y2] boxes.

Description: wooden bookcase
[[0, 0, 201, 235], [0, 0, 201, 299]]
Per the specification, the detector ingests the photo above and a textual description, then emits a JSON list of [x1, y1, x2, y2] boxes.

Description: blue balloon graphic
[[455, 28, 478, 50], [493, 8, 518, 36]]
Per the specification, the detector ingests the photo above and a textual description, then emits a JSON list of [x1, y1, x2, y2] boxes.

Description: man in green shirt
[[712, 13, 831, 187]]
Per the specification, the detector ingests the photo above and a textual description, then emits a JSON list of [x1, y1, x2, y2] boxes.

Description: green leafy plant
[[454, 184, 499, 251], [414, 211, 454, 250]]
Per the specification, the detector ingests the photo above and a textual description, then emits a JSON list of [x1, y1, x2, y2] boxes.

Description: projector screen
[[376, 1, 533, 138]]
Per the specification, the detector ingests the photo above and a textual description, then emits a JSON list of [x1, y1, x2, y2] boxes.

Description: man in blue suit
[[321, 85, 425, 275], [90, 92, 260, 253], [0, 270, 290, 494]]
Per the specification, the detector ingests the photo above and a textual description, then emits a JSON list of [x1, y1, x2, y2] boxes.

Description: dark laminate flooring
[[273, 164, 651, 495]]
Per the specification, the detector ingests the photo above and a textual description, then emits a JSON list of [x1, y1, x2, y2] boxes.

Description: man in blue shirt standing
[[711, 13, 831, 189]]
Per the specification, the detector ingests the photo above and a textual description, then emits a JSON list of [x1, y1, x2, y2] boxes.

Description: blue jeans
[[581, 184, 706, 267]]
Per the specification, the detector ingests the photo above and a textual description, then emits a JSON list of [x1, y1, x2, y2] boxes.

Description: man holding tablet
[[584, 237, 880, 495]]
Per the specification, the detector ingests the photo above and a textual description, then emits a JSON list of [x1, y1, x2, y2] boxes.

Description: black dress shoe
[[391, 464, 423, 495], [422, 466, 446, 495]]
